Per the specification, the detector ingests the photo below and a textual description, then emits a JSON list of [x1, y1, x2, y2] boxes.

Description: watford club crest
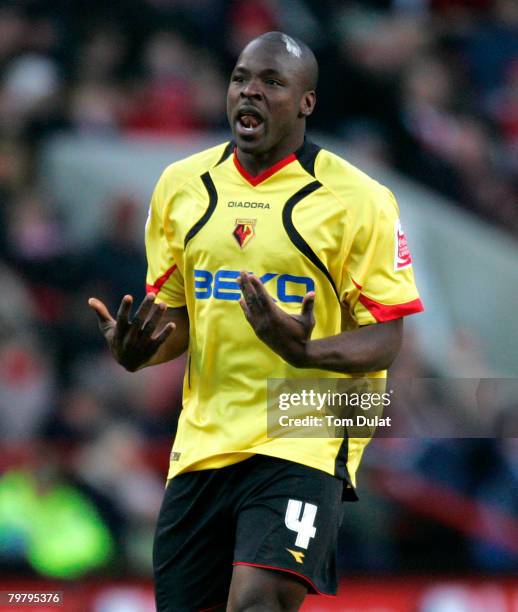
[[233, 219, 256, 248]]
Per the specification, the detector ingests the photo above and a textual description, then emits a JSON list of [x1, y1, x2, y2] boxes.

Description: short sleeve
[[145, 172, 186, 308], [341, 188, 423, 326]]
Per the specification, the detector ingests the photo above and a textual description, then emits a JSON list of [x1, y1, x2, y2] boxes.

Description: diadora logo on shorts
[[194, 269, 315, 303], [286, 549, 305, 564], [227, 200, 270, 209]]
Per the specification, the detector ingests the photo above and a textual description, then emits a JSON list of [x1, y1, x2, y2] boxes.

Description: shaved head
[[242, 31, 318, 91], [227, 30, 318, 164]]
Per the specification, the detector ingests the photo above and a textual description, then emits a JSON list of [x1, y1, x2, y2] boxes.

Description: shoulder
[[158, 141, 232, 191], [314, 147, 396, 216]]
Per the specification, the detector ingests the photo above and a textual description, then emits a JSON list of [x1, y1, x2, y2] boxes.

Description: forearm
[[237, 273, 404, 375], [138, 330, 188, 369], [301, 319, 403, 374]]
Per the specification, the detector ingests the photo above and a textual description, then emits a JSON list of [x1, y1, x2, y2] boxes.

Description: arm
[[303, 318, 402, 373], [238, 272, 401, 374], [88, 293, 189, 372]]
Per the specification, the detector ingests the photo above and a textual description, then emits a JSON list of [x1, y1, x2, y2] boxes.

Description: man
[[89, 32, 423, 611]]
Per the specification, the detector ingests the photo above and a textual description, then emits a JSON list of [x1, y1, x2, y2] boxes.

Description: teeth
[[238, 117, 260, 132], [239, 113, 261, 129]]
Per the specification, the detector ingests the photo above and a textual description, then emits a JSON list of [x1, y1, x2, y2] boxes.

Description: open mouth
[[236, 109, 264, 136]]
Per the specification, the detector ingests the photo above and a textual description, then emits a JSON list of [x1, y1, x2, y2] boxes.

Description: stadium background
[[0, 0, 517, 610]]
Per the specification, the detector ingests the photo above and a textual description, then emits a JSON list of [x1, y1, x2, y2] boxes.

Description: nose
[[241, 78, 262, 100]]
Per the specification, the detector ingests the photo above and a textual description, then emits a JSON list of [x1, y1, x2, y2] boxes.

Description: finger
[[238, 270, 253, 294], [132, 293, 157, 329], [116, 295, 133, 331], [238, 271, 256, 300], [238, 271, 262, 316], [141, 302, 167, 337], [248, 275, 273, 309], [239, 297, 251, 321], [153, 321, 176, 345], [300, 291, 315, 318], [88, 297, 115, 325]]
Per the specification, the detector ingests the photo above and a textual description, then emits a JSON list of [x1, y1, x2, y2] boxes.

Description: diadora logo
[[227, 200, 270, 209], [194, 269, 315, 303], [286, 549, 305, 564]]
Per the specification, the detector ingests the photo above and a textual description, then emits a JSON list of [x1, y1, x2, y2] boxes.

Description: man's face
[[227, 40, 310, 156]]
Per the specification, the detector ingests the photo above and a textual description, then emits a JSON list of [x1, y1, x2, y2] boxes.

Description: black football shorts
[[153, 454, 344, 611]]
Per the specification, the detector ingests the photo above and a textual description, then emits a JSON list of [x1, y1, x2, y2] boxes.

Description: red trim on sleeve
[[232, 561, 335, 598], [146, 263, 177, 294], [233, 149, 296, 186], [358, 294, 424, 322]]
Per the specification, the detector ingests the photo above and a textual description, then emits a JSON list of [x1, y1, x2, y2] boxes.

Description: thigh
[[153, 470, 234, 611], [233, 456, 344, 597], [228, 565, 307, 612]]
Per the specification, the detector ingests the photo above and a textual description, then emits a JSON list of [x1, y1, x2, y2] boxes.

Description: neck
[[236, 133, 305, 177]]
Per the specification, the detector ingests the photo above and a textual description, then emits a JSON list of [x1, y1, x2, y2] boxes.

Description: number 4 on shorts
[[284, 499, 317, 549]]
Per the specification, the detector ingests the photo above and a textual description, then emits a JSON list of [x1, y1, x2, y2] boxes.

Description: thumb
[[300, 291, 315, 321], [88, 297, 115, 325]]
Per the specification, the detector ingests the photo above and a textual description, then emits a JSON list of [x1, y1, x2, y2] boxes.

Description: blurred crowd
[[0, 0, 517, 582]]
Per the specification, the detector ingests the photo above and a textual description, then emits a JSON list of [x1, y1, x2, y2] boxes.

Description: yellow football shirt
[[145, 140, 423, 499]]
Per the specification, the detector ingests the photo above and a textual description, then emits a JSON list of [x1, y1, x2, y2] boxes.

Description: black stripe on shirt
[[334, 438, 357, 501], [184, 172, 218, 248], [295, 139, 321, 178], [216, 141, 234, 166], [282, 181, 340, 301]]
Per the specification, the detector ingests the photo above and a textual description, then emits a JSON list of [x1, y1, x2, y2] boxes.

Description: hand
[[238, 271, 315, 367], [88, 293, 175, 372]]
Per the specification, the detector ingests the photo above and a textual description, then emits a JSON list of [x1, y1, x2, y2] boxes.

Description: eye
[[265, 79, 281, 86], [232, 75, 245, 83]]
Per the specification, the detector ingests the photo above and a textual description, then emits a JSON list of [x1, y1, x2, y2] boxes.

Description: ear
[[299, 90, 316, 118]]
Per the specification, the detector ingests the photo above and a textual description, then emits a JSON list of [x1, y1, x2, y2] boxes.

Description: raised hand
[[88, 293, 176, 371], [238, 271, 315, 367]]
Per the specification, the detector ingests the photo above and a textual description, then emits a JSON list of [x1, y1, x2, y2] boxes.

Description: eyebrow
[[233, 66, 285, 78]]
